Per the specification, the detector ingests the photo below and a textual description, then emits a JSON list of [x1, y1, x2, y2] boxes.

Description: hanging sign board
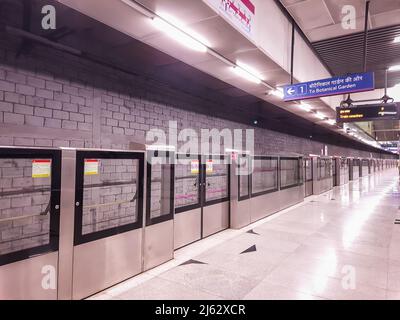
[[32, 159, 51, 178], [191, 160, 199, 174], [84, 159, 99, 175], [206, 159, 213, 174], [282, 72, 375, 101], [336, 103, 399, 123], [204, 0, 256, 40]]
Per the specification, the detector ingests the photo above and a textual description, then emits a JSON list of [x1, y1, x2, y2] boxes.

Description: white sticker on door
[[32, 159, 51, 178]]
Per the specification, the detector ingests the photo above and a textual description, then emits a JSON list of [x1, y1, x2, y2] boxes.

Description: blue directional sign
[[282, 72, 375, 101]]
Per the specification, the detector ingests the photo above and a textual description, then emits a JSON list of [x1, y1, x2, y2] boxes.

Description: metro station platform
[[89, 169, 400, 300]]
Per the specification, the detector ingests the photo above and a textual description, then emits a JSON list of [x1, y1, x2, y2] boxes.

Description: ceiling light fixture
[[389, 65, 400, 72], [237, 61, 263, 79], [298, 103, 311, 112], [271, 88, 284, 99], [152, 16, 208, 52], [232, 65, 262, 84], [327, 119, 336, 125], [315, 112, 326, 120], [394, 36, 400, 43]]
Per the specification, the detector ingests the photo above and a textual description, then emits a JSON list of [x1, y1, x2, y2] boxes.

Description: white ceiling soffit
[[281, 0, 400, 42], [57, 0, 339, 130]]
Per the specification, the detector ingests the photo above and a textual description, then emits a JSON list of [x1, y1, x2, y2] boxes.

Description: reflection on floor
[[89, 170, 400, 300]]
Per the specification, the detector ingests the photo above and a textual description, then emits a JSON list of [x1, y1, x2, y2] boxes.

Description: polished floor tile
[[116, 277, 222, 300], [91, 170, 400, 300]]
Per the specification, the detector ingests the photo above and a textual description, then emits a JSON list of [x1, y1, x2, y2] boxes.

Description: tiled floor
[[89, 170, 400, 300]]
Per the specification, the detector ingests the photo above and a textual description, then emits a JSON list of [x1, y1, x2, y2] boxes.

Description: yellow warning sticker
[[191, 160, 199, 174], [206, 159, 213, 174], [32, 160, 51, 178], [84, 159, 99, 175]]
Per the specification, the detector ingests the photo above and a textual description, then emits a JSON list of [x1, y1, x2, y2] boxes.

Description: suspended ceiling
[[279, 0, 400, 144], [0, 0, 393, 152]]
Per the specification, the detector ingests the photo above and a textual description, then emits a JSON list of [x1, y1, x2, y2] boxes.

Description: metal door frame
[[145, 150, 175, 227], [200, 154, 231, 238], [0, 147, 61, 266], [143, 149, 175, 270], [74, 150, 144, 245], [174, 153, 230, 246], [0, 147, 61, 299], [304, 157, 313, 196], [71, 149, 145, 299]]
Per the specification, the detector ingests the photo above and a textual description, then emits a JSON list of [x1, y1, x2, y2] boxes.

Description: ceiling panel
[[313, 24, 400, 89], [281, 0, 306, 6], [137, 0, 218, 24], [187, 16, 257, 55], [284, 0, 334, 30], [372, 9, 400, 29], [369, 0, 400, 15], [324, 0, 365, 24], [280, 0, 400, 42], [60, 0, 155, 39], [226, 49, 282, 73]]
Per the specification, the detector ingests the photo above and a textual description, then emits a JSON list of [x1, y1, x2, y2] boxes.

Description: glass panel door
[[146, 150, 174, 225], [0, 148, 61, 266], [174, 154, 201, 213], [74, 151, 144, 245], [204, 155, 230, 206]]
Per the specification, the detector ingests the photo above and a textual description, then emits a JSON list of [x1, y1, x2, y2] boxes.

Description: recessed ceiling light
[[394, 36, 400, 43]]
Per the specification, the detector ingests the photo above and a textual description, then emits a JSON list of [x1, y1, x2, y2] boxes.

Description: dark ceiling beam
[[16, 0, 32, 58]]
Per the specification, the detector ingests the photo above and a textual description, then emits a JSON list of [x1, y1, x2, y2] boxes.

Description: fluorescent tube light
[[236, 61, 263, 80], [232, 66, 262, 84], [299, 103, 311, 112], [389, 65, 400, 72], [394, 36, 400, 43], [271, 88, 284, 99], [152, 17, 208, 52], [315, 112, 325, 120]]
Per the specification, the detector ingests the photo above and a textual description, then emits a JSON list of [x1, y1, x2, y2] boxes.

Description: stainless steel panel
[[305, 181, 313, 197], [174, 209, 201, 249], [230, 198, 251, 229], [72, 229, 142, 300], [353, 169, 359, 180], [313, 178, 332, 195], [279, 185, 304, 210], [250, 191, 280, 222], [57, 148, 76, 300], [202, 201, 229, 238], [144, 219, 173, 271], [0, 252, 58, 300]]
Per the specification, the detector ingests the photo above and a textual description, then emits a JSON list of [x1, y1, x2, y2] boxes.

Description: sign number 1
[[299, 85, 307, 94]]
